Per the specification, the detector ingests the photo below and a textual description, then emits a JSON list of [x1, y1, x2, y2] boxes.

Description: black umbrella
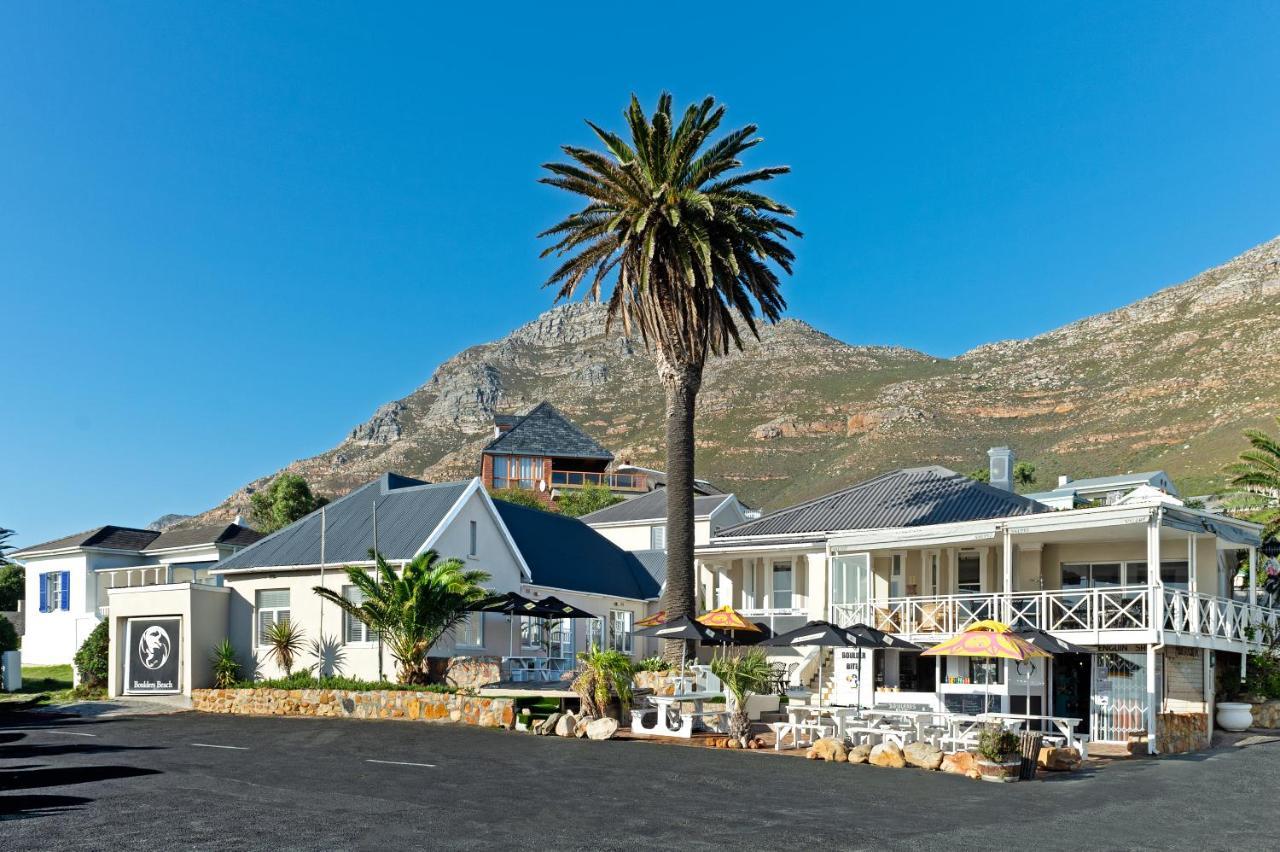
[[845, 622, 922, 651], [634, 615, 720, 686], [535, 596, 598, 621], [761, 620, 878, 707], [1012, 625, 1089, 655], [468, 592, 580, 659]]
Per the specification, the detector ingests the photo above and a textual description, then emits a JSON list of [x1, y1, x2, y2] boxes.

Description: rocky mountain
[[192, 236, 1280, 523]]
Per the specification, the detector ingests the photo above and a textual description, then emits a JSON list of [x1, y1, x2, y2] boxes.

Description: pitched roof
[[580, 489, 735, 525], [630, 549, 667, 591], [482, 402, 613, 461], [144, 523, 264, 552], [12, 525, 160, 557], [1062, 471, 1169, 490], [617, 465, 723, 495], [492, 500, 660, 600], [214, 474, 470, 572], [716, 466, 1047, 539]]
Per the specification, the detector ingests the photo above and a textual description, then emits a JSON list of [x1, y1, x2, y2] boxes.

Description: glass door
[[830, 553, 871, 623]]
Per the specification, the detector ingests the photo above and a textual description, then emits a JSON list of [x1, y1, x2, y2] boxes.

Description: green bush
[[231, 672, 460, 693], [977, 724, 1020, 762], [210, 638, 241, 688], [74, 621, 109, 689], [0, 614, 19, 653], [634, 656, 669, 673]]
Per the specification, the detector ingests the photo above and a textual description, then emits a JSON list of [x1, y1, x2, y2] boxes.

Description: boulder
[[869, 741, 906, 769], [847, 744, 872, 765], [538, 712, 563, 736], [903, 741, 944, 771], [586, 717, 619, 741], [940, 751, 978, 777], [1037, 746, 1082, 772], [574, 717, 590, 738], [555, 712, 577, 738], [805, 737, 848, 762]]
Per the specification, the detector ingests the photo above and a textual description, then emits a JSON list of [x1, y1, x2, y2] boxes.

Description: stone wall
[[443, 656, 502, 690], [192, 688, 515, 728], [1155, 712, 1209, 754], [1249, 699, 1280, 728]]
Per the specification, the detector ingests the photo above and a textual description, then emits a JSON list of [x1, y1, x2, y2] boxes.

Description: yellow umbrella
[[636, 610, 668, 628], [921, 620, 1049, 715], [696, 605, 762, 633]]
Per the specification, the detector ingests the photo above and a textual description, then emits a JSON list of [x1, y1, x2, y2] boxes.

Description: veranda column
[[1248, 546, 1258, 608], [1188, 533, 1198, 634], [1002, 526, 1014, 625], [1145, 511, 1162, 756]]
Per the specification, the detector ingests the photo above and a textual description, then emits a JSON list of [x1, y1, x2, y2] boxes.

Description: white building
[[11, 523, 261, 665]]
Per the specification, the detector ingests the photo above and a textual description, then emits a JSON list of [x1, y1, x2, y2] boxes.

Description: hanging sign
[[126, 617, 182, 694]]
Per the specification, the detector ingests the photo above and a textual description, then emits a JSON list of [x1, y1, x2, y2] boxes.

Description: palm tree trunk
[[658, 362, 702, 665]]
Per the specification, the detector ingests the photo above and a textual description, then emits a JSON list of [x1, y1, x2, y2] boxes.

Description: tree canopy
[[249, 473, 329, 534], [1224, 416, 1280, 541], [557, 484, 624, 518]]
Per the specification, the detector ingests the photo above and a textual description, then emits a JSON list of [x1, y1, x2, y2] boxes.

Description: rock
[[536, 712, 562, 736], [726, 738, 742, 749], [805, 737, 848, 762], [869, 741, 906, 769], [555, 712, 577, 737], [940, 751, 977, 776], [586, 717, 619, 741], [847, 744, 872, 765], [903, 741, 944, 770], [574, 717, 590, 738], [1037, 746, 1082, 772]]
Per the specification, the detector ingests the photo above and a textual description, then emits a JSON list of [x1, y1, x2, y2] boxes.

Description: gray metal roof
[[12, 525, 160, 556], [482, 402, 613, 460], [579, 489, 733, 525], [630, 549, 667, 591], [717, 466, 1047, 538], [214, 474, 469, 571], [618, 465, 724, 495], [1061, 471, 1169, 490], [145, 523, 263, 552], [492, 500, 660, 600]]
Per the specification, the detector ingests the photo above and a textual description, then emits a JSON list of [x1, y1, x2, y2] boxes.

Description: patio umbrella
[[1011, 625, 1089, 718], [845, 622, 921, 651], [761, 621, 877, 708], [696, 605, 762, 651], [634, 614, 720, 686], [921, 620, 1050, 714], [468, 592, 551, 657], [635, 610, 667, 628]]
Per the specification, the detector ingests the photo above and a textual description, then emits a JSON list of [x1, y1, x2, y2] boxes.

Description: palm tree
[[264, 620, 306, 677], [711, 649, 772, 747], [539, 93, 800, 663], [1224, 415, 1280, 541], [313, 550, 490, 685], [572, 644, 634, 719]]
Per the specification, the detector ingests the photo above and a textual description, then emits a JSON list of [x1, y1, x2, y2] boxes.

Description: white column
[[1002, 526, 1014, 623], [1188, 533, 1199, 632], [1248, 546, 1258, 608], [1146, 643, 1158, 755], [1148, 512, 1163, 638]]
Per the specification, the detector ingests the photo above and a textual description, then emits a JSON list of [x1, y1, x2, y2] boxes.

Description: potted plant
[[975, 724, 1022, 783], [572, 645, 634, 720]]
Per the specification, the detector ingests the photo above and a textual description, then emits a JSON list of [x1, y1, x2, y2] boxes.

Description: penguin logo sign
[[138, 625, 172, 670]]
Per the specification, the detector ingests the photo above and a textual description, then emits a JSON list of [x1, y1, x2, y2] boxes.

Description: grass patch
[[0, 664, 104, 705]]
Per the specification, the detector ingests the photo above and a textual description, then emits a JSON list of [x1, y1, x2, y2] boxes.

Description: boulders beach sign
[[125, 617, 182, 694]]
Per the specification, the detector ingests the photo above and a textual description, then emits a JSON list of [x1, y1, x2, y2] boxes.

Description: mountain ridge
[[188, 235, 1280, 525]]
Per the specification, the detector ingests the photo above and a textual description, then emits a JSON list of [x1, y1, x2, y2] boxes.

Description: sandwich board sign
[[125, 617, 182, 694]]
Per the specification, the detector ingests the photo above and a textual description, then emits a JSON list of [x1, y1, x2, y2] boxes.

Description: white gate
[[1090, 651, 1149, 743]]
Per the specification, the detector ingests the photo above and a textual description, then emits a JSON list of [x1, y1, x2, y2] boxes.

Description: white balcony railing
[[738, 607, 809, 637], [830, 586, 1275, 646]]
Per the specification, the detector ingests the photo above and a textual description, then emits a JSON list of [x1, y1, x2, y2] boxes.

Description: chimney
[[1057, 475, 1072, 488], [988, 446, 1014, 492]]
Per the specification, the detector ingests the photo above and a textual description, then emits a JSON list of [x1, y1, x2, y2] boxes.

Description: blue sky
[[3, 3, 1279, 547]]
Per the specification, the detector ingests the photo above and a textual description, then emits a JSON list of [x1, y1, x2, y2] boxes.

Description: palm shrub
[[264, 620, 306, 677], [711, 648, 772, 746], [572, 644, 634, 719], [74, 620, 109, 689], [1224, 415, 1280, 541], [540, 94, 799, 663], [634, 656, 669, 673], [210, 638, 241, 688], [314, 550, 490, 685]]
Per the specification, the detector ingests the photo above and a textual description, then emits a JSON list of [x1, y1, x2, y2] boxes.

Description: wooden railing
[[549, 470, 647, 491], [830, 586, 1276, 646]]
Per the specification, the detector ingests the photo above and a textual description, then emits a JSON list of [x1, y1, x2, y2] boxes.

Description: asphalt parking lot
[[0, 709, 1273, 851]]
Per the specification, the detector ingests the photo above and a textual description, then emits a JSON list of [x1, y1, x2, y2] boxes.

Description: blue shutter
[[60, 571, 71, 611], [39, 573, 49, 613]]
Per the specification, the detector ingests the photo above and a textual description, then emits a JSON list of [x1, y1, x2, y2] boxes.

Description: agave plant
[[572, 644, 634, 719], [264, 620, 306, 677], [209, 638, 241, 688], [314, 550, 490, 685], [711, 649, 772, 747]]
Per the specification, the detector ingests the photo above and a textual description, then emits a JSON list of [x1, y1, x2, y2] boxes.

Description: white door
[[1090, 651, 1149, 742], [830, 553, 871, 624]]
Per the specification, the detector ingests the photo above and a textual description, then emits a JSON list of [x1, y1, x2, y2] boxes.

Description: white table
[[978, 712, 1088, 758], [630, 691, 724, 738]]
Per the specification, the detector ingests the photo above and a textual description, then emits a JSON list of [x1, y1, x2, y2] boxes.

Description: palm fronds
[[1224, 416, 1280, 541]]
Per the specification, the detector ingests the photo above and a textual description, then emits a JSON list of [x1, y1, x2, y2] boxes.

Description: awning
[[1163, 508, 1262, 547]]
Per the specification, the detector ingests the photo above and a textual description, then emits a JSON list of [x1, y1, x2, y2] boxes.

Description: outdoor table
[[631, 691, 722, 738], [978, 712, 1087, 758]]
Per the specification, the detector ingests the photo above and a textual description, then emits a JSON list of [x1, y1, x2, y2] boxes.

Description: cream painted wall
[[106, 583, 230, 697], [591, 518, 712, 552]]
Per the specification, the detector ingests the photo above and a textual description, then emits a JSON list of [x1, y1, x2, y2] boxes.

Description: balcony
[[549, 469, 647, 492], [830, 586, 1279, 648], [738, 607, 809, 637]]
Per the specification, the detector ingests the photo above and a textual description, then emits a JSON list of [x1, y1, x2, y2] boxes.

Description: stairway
[[805, 649, 837, 704]]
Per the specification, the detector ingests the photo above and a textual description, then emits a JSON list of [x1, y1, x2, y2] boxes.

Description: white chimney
[[988, 447, 1014, 492], [1057, 475, 1072, 488]]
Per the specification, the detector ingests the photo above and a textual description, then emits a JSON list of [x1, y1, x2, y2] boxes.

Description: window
[[39, 571, 71, 612], [1060, 561, 1174, 589], [771, 559, 793, 609], [650, 524, 666, 550], [547, 619, 572, 659], [255, 589, 290, 646], [520, 616, 542, 650], [889, 555, 904, 598], [518, 456, 543, 489], [608, 609, 633, 654], [969, 657, 1003, 685], [587, 617, 604, 651], [957, 553, 981, 593], [456, 612, 484, 648], [469, 520, 478, 557], [1159, 560, 1189, 591], [342, 585, 376, 644], [492, 456, 510, 489]]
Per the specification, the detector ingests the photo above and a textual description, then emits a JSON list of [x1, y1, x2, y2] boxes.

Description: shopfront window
[[957, 553, 982, 593]]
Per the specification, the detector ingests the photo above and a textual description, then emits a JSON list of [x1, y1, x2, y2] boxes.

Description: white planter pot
[[1216, 702, 1253, 732]]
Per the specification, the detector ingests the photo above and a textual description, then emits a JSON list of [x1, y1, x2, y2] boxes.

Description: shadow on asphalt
[[0, 794, 94, 822]]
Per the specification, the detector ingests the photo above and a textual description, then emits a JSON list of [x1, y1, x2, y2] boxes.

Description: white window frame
[[650, 524, 667, 550], [469, 520, 478, 557], [45, 571, 66, 612], [889, 552, 905, 598], [520, 616, 543, 650], [607, 609, 633, 654], [771, 558, 794, 610], [956, 550, 983, 594], [341, 585, 377, 645], [254, 589, 291, 648], [587, 617, 604, 651], [456, 612, 485, 649]]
